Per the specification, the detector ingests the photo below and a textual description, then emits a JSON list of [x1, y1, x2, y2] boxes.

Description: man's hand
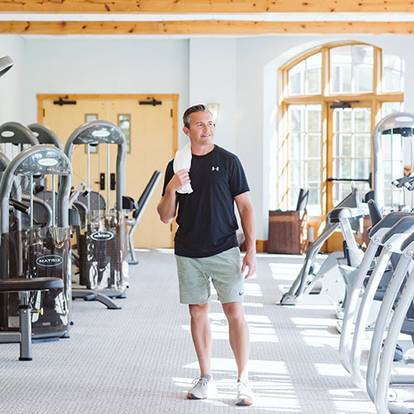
[[166, 169, 191, 194], [241, 250, 256, 279], [157, 169, 190, 223]]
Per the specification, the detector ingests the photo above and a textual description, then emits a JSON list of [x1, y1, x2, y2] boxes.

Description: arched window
[[278, 41, 404, 216]]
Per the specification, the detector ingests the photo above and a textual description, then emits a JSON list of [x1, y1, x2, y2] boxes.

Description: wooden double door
[[38, 94, 178, 248]]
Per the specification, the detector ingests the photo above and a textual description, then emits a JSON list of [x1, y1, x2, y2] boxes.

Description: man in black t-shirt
[[157, 104, 256, 406]]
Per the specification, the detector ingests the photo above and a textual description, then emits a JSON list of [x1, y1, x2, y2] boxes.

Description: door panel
[[42, 99, 107, 195], [106, 98, 174, 248]]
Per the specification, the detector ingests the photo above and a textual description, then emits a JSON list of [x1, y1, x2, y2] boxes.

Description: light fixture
[[206, 103, 220, 123]]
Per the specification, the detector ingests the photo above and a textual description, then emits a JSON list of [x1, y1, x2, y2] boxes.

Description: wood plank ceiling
[[1, 1, 414, 35]]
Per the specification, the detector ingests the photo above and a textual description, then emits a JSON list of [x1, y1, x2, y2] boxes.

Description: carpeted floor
[[0, 250, 376, 413]]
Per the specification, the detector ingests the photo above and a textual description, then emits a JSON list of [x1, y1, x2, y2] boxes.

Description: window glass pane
[[355, 159, 370, 178], [330, 45, 374, 93], [333, 134, 340, 157], [340, 110, 353, 133], [354, 109, 370, 133], [307, 107, 321, 133], [341, 134, 352, 157], [355, 134, 370, 157], [305, 53, 322, 95], [289, 160, 301, 187], [353, 45, 374, 93], [340, 159, 352, 177], [308, 183, 320, 206], [381, 102, 403, 118], [289, 133, 301, 160], [307, 160, 320, 181], [383, 55, 404, 92], [307, 134, 320, 158], [288, 53, 321, 96], [355, 65, 373, 92], [288, 61, 305, 95], [289, 107, 302, 132], [287, 104, 321, 212]]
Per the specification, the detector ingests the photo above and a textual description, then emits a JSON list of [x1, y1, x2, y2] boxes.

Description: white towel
[[173, 143, 193, 194]]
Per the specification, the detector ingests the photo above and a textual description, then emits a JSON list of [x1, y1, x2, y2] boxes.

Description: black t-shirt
[[162, 145, 249, 258]]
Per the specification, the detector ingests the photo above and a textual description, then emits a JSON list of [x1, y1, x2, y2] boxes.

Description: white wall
[[0, 36, 24, 123], [188, 38, 237, 151], [0, 36, 24, 158], [21, 38, 189, 126]]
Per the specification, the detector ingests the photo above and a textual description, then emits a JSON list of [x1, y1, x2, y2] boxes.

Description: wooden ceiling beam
[[1, 20, 414, 35], [1, 0, 414, 13]]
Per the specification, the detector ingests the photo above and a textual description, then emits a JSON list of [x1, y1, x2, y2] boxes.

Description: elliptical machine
[[280, 188, 364, 306]]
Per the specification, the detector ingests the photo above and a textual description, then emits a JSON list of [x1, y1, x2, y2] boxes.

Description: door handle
[[110, 173, 116, 190]]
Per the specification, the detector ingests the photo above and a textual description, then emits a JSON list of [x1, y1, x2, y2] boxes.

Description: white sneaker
[[236, 381, 254, 406], [187, 375, 218, 400]]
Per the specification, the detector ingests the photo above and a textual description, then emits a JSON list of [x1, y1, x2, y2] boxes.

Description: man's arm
[[234, 192, 256, 278], [157, 169, 190, 223]]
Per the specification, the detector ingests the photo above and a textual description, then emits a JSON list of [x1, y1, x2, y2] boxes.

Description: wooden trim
[[374, 47, 381, 95], [172, 95, 179, 154], [1, 1, 414, 13], [3, 21, 414, 35], [37, 94, 44, 123], [326, 104, 334, 213], [256, 240, 266, 253], [37, 93, 178, 101], [282, 93, 404, 104], [283, 96, 324, 104]]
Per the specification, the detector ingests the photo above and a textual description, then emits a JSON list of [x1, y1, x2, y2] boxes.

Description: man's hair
[[183, 104, 210, 128]]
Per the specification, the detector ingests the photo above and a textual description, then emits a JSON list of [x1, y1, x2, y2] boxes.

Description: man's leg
[[222, 302, 249, 381], [189, 303, 211, 377]]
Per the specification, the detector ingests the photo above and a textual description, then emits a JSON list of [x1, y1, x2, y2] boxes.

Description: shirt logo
[[211, 166, 220, 171]]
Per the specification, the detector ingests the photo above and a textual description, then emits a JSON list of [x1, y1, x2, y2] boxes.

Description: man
[[157, 104, 256, 406]]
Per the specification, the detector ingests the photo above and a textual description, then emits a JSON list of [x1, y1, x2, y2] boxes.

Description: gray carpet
[[0, 250, 375, 413]]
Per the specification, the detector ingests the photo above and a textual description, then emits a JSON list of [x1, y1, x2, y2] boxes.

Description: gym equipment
[[125, 170, 161, 265], [373, 112, 414, 211], [371, 234, 414, 414], [366, 232, 414, 406], [0, 277, 63, 360], [338, 112, 414, 389], [60, 120, 128, 307], [280, 189, 364, 306], [0, 55, 13, 78], [348, 216, 414, 388], [0, 145, 72, 339], [339, 210, 412, 374], [28, 123, 63, 150]]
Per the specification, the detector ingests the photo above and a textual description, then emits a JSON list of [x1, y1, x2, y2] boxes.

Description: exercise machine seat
[[0, 277, 63, 292], [0, 276, 63, 361]]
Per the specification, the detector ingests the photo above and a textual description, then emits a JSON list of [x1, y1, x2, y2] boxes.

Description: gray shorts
[[175, 247, 244, 304]]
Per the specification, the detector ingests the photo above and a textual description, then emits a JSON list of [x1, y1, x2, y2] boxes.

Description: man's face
[[183, 111, 215, 146]]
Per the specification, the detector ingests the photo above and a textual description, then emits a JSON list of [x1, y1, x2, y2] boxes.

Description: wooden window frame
[[278, 40, 404, 217]]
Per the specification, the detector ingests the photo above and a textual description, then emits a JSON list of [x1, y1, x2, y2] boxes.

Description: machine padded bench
[[0, 277, 63, 361]]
